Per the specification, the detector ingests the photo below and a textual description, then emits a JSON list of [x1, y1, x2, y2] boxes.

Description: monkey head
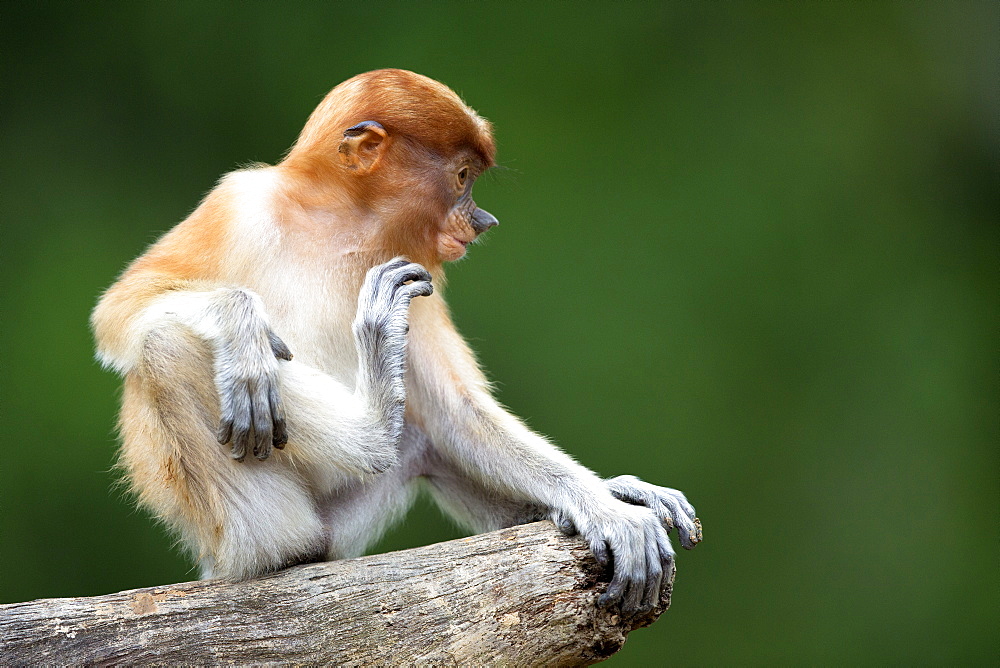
[[282, 69, 499, 266]]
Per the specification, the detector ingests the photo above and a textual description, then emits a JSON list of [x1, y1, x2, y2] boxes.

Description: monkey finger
[[653, 524, 676, 603], [650, 500, 676, 532], [621, 569, 646, 613], [361, 258, 409, 304], [607, 477, 644, 505], [217, 384, 237, 445], [598, 567, 628, 608], [641, 528, 665, 611], [371, 257, 411, 283], [252, 436, 272, 461], [590, 537, 610, 568], [657, 486, 697, 519], [676, 518, 699, 550], [217, 418, 234, 446], [399, 280, 433, 302], [269, 383, 287, 448], [656, 496, 699, 549], [677, 498, 697, 521], [366, 257, 410, 286], [231, 423, 251, 462], [657, 534, 676, 580], [401, 261, 431, 280], [229, 427, 249, 462], [553, 511, 578, 537], [250, 380, 274, 460], [380, 257, 412, 273], [619, 539, 652, 613], [228, 381, 254, 462], [389, 264, 432, 291]]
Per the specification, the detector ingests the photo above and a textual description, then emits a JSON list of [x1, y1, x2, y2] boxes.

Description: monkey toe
[[552, 510, 578, 537]]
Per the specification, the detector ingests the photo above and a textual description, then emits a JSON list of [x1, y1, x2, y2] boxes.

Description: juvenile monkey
[[92, 69, 700, 613]]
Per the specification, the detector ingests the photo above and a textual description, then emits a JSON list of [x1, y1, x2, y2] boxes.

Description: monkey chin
[[438, 232, 473, 262]]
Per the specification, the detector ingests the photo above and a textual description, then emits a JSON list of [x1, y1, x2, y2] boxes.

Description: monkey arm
[[289, 257, 434, 489], [91, 273, 206, 376], [91, 265, 429, 477], [94, 275, 292, 461], [406, 294, 682, 613], [350, 259, 433, 453]]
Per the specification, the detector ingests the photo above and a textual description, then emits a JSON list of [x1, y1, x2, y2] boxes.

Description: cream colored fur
[[92, 70, 700, 613]]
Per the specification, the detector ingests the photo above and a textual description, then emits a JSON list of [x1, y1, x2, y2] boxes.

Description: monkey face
[[435, 164, 498, 262]]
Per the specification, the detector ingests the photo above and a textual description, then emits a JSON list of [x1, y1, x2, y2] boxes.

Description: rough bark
[[0, 521, 672, 666]]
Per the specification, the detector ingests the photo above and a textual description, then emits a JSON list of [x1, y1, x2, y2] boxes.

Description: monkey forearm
[[412, 380, 615, 517], [407, 299, 614, 516], [94, 281, 273, 372], [94, 283, 291, 459], [350, 259, 433, 446], [427, 389, 701, 549]]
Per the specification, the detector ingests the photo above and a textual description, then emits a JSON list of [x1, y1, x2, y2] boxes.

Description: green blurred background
[[2, 1, 996, 664]]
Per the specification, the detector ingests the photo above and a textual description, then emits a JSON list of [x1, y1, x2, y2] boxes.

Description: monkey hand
[[356, 257, 434, 337], [215, 305, 293, 462], [353, 258, 433, 418], [605, 475, 702, 549], [558, 502, 677, 614]]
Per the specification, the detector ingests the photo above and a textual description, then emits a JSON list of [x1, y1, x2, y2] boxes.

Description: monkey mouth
[[449, 234, 473, 248]]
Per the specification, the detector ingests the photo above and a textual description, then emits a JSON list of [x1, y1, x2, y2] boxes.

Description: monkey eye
[[457, 167, 470, 187]]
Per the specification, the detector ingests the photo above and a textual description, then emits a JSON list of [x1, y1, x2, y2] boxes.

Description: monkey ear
[[338, 121, 388, 172]]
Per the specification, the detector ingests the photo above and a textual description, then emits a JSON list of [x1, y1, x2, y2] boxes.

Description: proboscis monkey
[[92, 69, 701, 613]]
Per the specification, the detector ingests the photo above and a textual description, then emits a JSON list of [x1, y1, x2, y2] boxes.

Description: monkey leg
[[311, 424, 432, 559], [118, 325, 326, 580], [351, 258, 433, 438]]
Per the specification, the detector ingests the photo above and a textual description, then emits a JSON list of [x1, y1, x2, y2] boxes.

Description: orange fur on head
[[287, 69, 495, 174], [279, 69, 497, 268]]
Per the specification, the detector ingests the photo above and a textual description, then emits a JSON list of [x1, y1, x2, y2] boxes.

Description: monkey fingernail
[[272, 419, 288, 447]]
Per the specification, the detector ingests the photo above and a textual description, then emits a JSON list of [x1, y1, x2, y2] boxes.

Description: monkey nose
[[470, 207, 499, 234]]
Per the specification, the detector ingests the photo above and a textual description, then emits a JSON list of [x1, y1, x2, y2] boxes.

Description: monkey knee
[[207, 471, 326, 580], [137, 326, 214, 388], [213, 519, 326, 580]]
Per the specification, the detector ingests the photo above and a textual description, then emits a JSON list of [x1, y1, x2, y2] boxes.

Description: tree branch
[[0, 522, 672, 665]]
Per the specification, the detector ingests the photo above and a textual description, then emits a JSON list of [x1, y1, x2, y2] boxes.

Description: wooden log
[[0, 521, 673, 665]]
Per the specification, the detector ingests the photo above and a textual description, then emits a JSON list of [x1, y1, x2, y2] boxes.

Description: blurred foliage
[[2, 1, 997, 664]]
